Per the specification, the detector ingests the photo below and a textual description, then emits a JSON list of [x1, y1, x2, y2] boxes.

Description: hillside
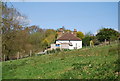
[[2, 44, 119, 79]]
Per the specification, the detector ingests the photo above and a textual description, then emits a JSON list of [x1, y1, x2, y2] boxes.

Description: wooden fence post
[[4, 55, 5, 61], [30, 50, 32, 57], [105, 39, 106, 45], [17, 52, 19, 60], [21, 55, 23, 59]]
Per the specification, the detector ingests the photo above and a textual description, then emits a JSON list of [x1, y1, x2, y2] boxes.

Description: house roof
[[57, 33, 81, 41]]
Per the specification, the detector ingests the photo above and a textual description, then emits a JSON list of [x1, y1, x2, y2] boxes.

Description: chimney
[[59, 28, 63, 32], [57, 28, 64, 38], [73, 29, 77, 36], [74, 29, 77, 32]]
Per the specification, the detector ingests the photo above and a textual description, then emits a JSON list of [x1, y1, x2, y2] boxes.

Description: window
[[56, 44, 60, 47]]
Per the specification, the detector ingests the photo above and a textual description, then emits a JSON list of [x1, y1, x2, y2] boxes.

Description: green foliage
[[2, 3, 31, 59], [82, 36, 93, 46], [44, 29, 57, 46], [47, 48, 61, 54], [82, 32, 94, 46], [2, 44, 118, 79], [76, 31, 85, 39], [56, 48, 61, 52], [47, 49, 56, 54], [96, 28, 119, 42], [82, 32, 101, 46], [92, 38, 100, 45], [2, 3, 58, 60], [62, 49, 71, 51], [42, 39, 49, 47]]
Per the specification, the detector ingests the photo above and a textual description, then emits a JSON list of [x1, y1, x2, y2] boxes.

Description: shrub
[[47, 48, 61, 54], [56, 48, 61, 52]]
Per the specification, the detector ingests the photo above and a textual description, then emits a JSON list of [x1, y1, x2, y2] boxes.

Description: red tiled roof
[[57, 33, 81, 41]]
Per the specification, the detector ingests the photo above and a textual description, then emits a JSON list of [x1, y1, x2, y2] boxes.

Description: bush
[[46, 50, 50, 54], [46, 48, 72, 54], [47, 48, 61, 54], [51, 49, 56, 53], [63, 49, 71, 51], [56, 48, 61, 52]]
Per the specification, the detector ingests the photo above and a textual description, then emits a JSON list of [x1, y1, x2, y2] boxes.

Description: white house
[[51, 32, 82, 50]]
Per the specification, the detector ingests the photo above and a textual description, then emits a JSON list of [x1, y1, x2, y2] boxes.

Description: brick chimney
[[57, 28, 64, 38], [59, 28, 63, 32], [73, 29, 77, 36]]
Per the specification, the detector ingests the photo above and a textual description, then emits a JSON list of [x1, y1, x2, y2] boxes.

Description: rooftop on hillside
[[57, 32, 81, 41]]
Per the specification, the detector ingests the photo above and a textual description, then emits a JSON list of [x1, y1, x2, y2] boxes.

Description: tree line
[[81, 28, 120, 46], [1, 3, 57, 60], [1, 2, 120, 61]]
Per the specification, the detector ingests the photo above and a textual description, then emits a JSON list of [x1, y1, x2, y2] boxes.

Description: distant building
[[51, 28, 82, 50]]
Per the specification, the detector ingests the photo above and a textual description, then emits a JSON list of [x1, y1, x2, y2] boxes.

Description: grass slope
[[2, 44, 119, 79]]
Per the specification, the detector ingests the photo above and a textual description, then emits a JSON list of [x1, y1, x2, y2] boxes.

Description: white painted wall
[[56, 40, 82, 49]]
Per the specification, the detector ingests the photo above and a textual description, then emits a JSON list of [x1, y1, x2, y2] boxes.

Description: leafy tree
[[44, 29, 57, 45], [82, 36, 91, 46], [2, 2, 34, 60], [2, 2, 58, 60], [76, 31, 85, 39], [42, 39, 49, 48], [45, 29, 56, 37], [82, 32, 96, 46], [96, 28, 119, 42]]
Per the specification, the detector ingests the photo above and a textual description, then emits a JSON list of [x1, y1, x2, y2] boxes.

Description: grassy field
[[2, 44, 119, 79]]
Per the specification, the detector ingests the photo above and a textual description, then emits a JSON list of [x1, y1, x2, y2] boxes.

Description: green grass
[[2, 44, 119, 79]]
